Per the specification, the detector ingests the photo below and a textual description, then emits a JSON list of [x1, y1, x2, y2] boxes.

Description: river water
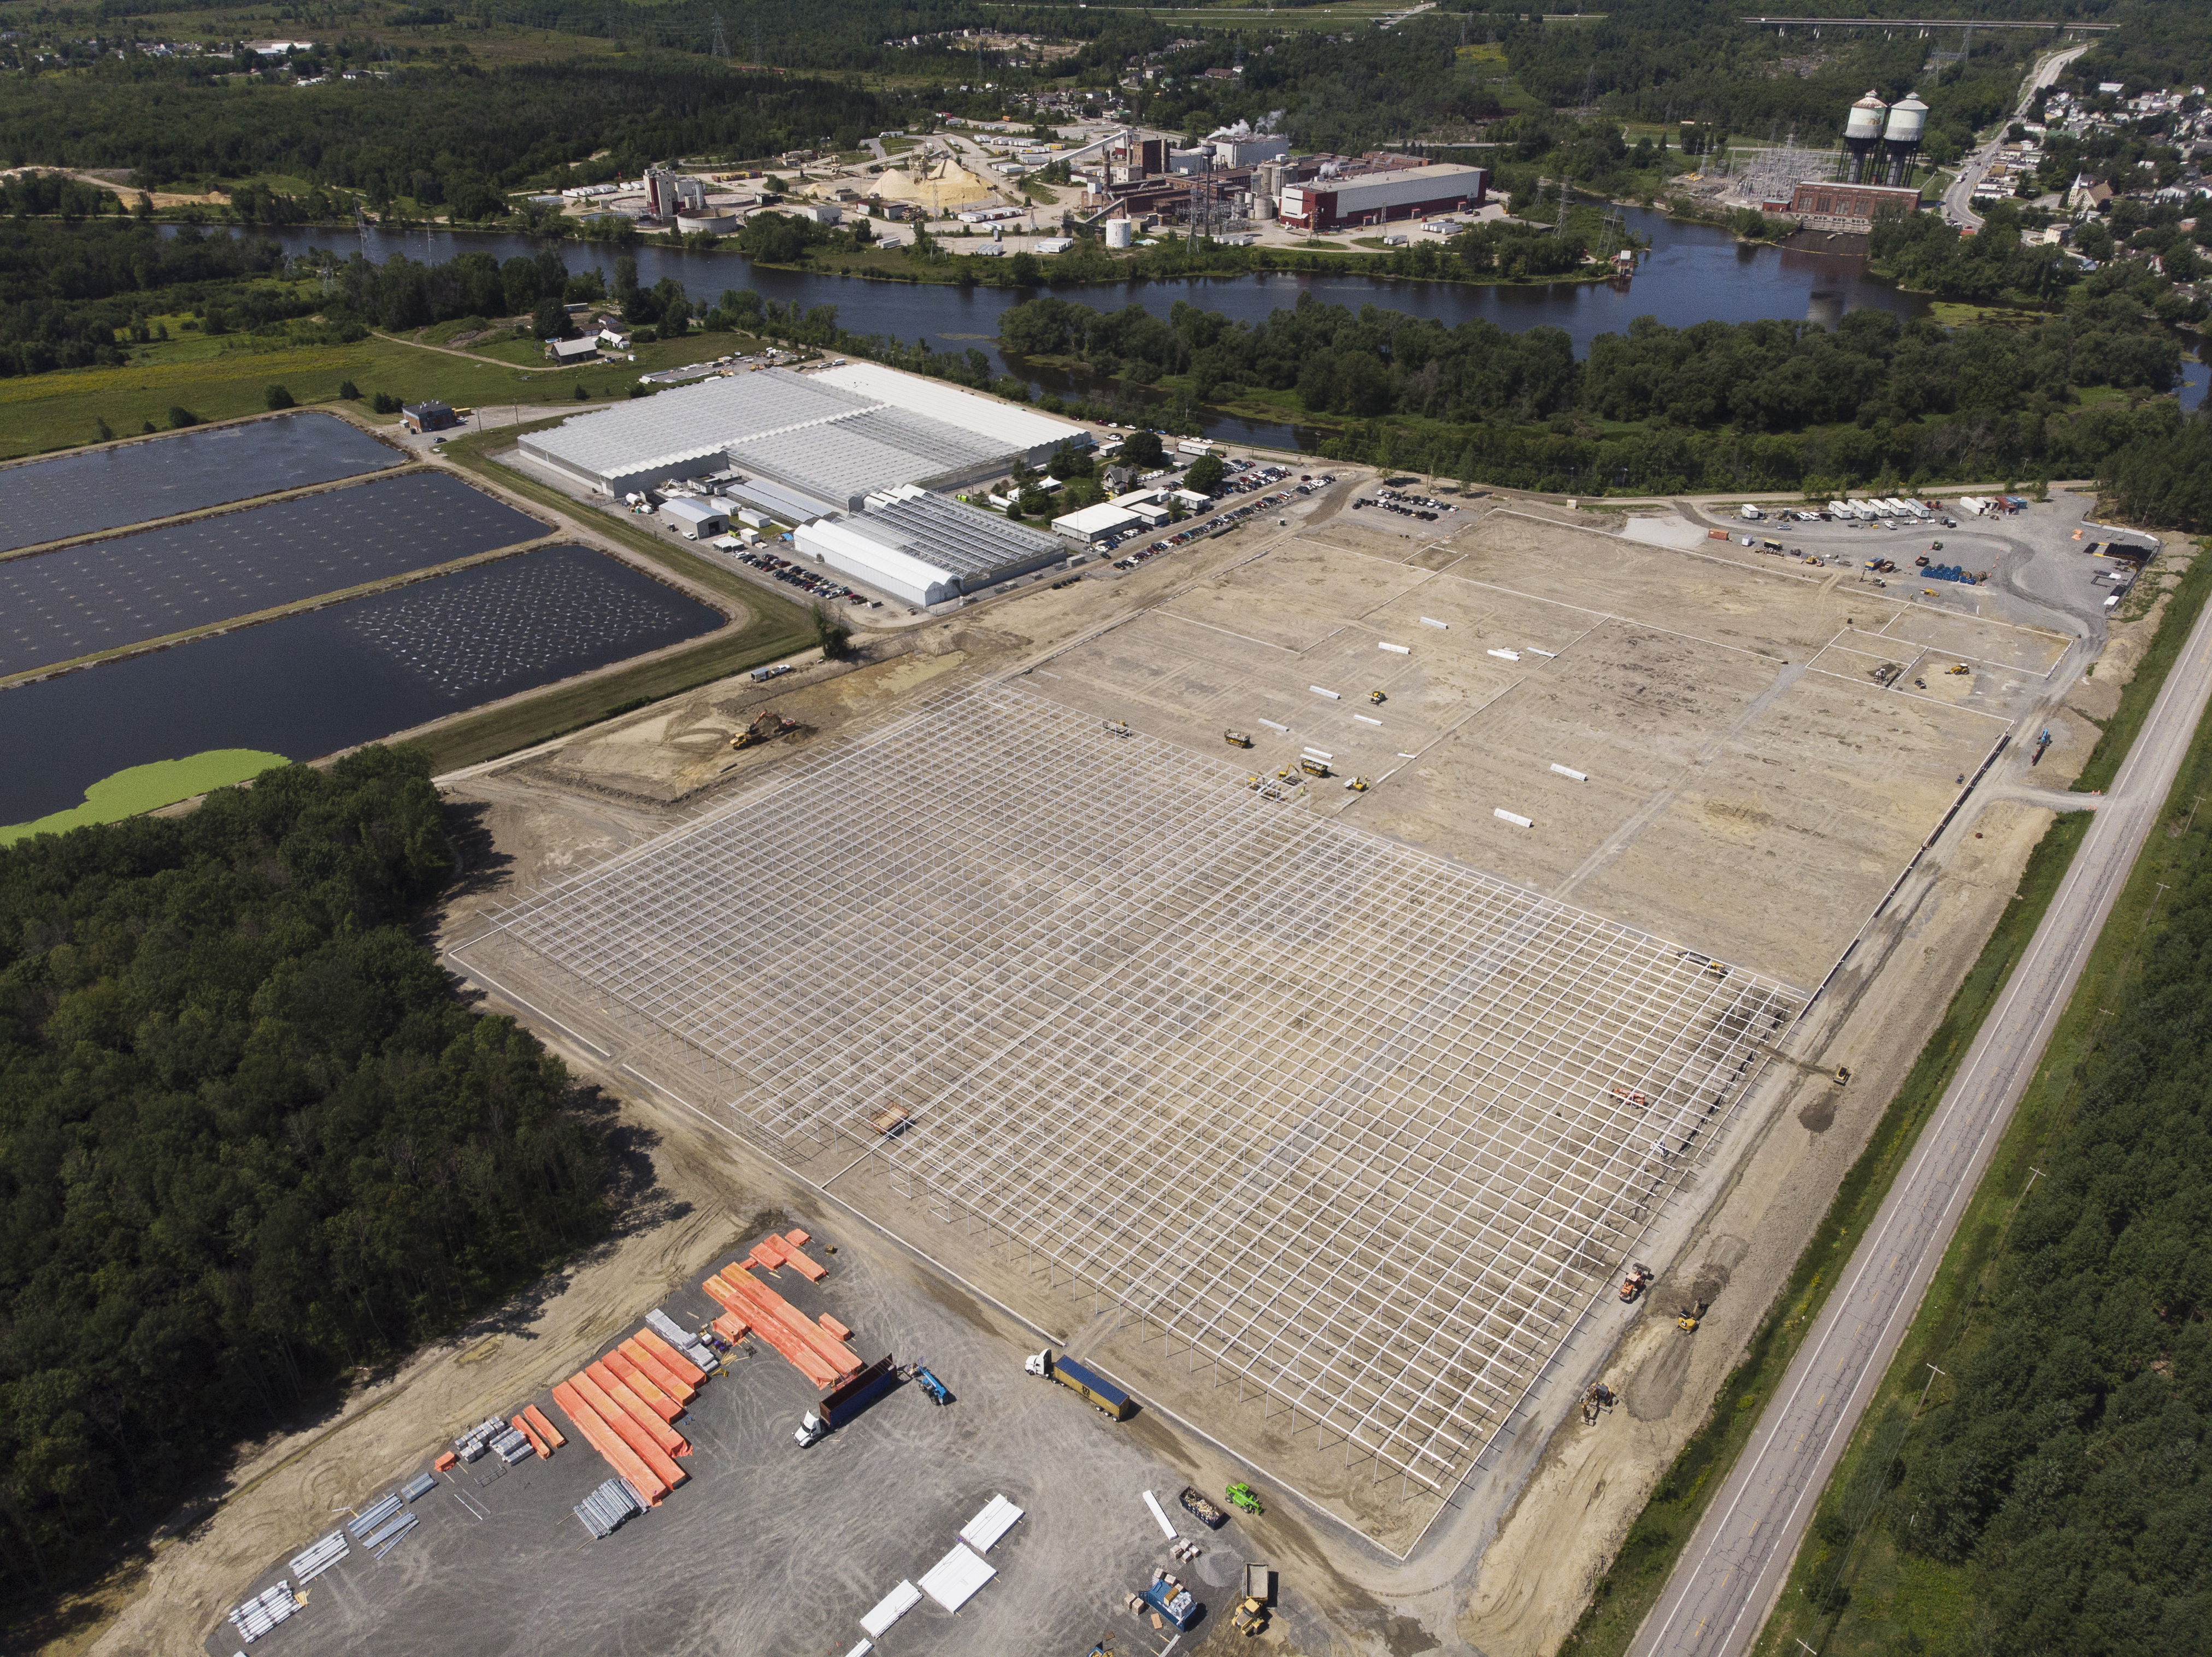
[[240, 210, 2207, 438], [249, 208, 1957, 446]]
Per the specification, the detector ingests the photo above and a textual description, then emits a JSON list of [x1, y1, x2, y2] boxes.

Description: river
[[241, 209, 2207, 445]]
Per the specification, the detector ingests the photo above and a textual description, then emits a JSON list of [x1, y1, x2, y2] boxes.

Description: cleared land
[[450, 504, 2066, 1550]]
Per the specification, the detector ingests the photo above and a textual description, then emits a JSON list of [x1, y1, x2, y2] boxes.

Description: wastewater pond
[[1, 471, 548, 678], [0, 410, 401, 553], [1, 544, 724, 825]]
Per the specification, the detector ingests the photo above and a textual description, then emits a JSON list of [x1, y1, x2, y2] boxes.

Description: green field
[[0, 323, 789, 460], [2, 750, 289, 844]]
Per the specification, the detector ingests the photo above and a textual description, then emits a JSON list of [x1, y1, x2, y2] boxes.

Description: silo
[[1842, 90, 1887, 184], [1881, 93, 1928, 187], [1105, 216, 1135, 249]]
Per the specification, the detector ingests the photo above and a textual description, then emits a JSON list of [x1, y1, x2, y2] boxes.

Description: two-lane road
[[1630, 578, 2212, 1657]]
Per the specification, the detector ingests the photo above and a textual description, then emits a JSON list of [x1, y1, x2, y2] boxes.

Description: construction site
[[145, 471, 2142, 1657], [445, 489, 2064, 1554]]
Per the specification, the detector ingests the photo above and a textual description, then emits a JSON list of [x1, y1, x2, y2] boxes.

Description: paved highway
[[1628, 573, 2212, 1657], [1942, 42, 2089, 228]]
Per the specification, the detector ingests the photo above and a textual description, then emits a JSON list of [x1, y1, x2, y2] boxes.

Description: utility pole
[[709, 8, 728, 61], [1913, 1362, 1946, 1417]]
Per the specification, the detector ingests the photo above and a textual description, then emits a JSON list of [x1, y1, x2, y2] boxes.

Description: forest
[[1882, 784, 2212, 1655], [988, 286, 2184, 493], [0, 748, 611, 1609], [1871, 204, 2207, 325], [0, 55, 916, 207]]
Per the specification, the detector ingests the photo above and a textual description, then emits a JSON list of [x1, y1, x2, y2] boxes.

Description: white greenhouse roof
[[810, 360, 1086, 455]]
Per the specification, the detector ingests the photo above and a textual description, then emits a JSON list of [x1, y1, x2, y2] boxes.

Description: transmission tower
[[1554, 178, 1571, 234], [709, 8, 728, 60]]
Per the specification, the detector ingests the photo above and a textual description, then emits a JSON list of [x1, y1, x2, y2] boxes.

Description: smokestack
[[1842, 89, 1887, 185], [1880, 93, 1928, 188]]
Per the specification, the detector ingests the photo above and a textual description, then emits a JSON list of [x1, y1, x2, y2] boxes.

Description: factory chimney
[[1841, 89, 1887, 185], [1880, 93, 1928, 188]]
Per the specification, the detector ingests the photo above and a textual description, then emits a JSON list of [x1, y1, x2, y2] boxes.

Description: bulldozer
[[727, 711, 800, 752], [1948, 664, 1969, 675], [1369, 689, 1387, 704], [1232, 1596, 1271, 1637], [1677, 1298, 1707, 1335]]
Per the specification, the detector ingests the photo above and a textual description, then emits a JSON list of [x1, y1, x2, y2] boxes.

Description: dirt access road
[[1628, 539, 2212, 1657]]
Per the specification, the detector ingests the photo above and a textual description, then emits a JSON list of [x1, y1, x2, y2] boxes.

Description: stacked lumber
[[511, 1413, 552, 1459], [618, 1336, 696, 1403], [521, 1403, 566, 1449], [638, 1324, 710, 1386], [709, 1311, 750, 1344], [749, 1231, 829, 1283], [551, 1380, 674, 1506], [703, 1262, 862, 1390]]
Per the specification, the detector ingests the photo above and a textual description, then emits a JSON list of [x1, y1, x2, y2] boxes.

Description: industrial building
[[1784, 180, 1925, 233], [795, 485, 1065, 607], [515, 365, 1086, 509], [1279, 163, 1488, 233]]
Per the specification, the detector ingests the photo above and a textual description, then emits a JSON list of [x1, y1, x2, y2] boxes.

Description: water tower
[[1842, 90, 1887, 184], [1881, 93, 1928, 187]]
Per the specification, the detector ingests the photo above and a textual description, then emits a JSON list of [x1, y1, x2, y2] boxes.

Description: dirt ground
[[62, 483, 2173, 1657]]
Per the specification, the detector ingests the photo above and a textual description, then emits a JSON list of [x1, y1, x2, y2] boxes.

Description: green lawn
[[0, 328, 769, 459], [2, 750, 289, 844]]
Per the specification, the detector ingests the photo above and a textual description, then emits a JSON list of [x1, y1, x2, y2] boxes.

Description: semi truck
[[1025, 1350, 1135, 1420], [794, 1354, 899, 1446]]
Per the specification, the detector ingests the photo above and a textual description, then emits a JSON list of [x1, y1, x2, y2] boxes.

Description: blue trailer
[[1026, 1349, 1134, 1420]]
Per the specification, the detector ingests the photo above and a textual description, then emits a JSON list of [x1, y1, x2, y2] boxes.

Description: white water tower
[[1881, 93, 1928, 187], [1842, 90, 1887, 184]]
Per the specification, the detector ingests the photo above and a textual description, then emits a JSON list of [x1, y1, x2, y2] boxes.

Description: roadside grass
[[1556, 805, 2092, 1657], [1751, 555, 2212, 1657], [0, 749, 289, 845]]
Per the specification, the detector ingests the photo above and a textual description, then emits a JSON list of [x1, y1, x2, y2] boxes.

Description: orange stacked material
[[522, 1404, 566, 1449], [584, 1362, 691, 1458], [785, 1228, 811, 1246], [753, 1232, 829, 1283], [709, 1312, 750, 1345], [552, 1381, 667, 1504], [603, 1351, 683, 1423], [710, 1264, 863, 1389], [820, 1314, 853, 1342], [702, 1273, 838, 1386], [619, 1338, 695, 1403], [511, 1413, 552, 1459], [635, 1329, 707, 1389], [433, 1451, 458, 1473], [569, 1372, 686, 1490]]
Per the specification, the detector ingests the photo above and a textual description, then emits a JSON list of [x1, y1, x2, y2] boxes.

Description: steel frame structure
[[459, 685, 1802, 1491]]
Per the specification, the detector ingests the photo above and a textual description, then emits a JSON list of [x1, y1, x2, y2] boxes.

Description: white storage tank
[[1104, 217, 1135, 249]]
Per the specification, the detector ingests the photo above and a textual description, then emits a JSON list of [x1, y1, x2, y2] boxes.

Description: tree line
[[0, 749, 610, 1616], [1878, 744, 2212, 1653]]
